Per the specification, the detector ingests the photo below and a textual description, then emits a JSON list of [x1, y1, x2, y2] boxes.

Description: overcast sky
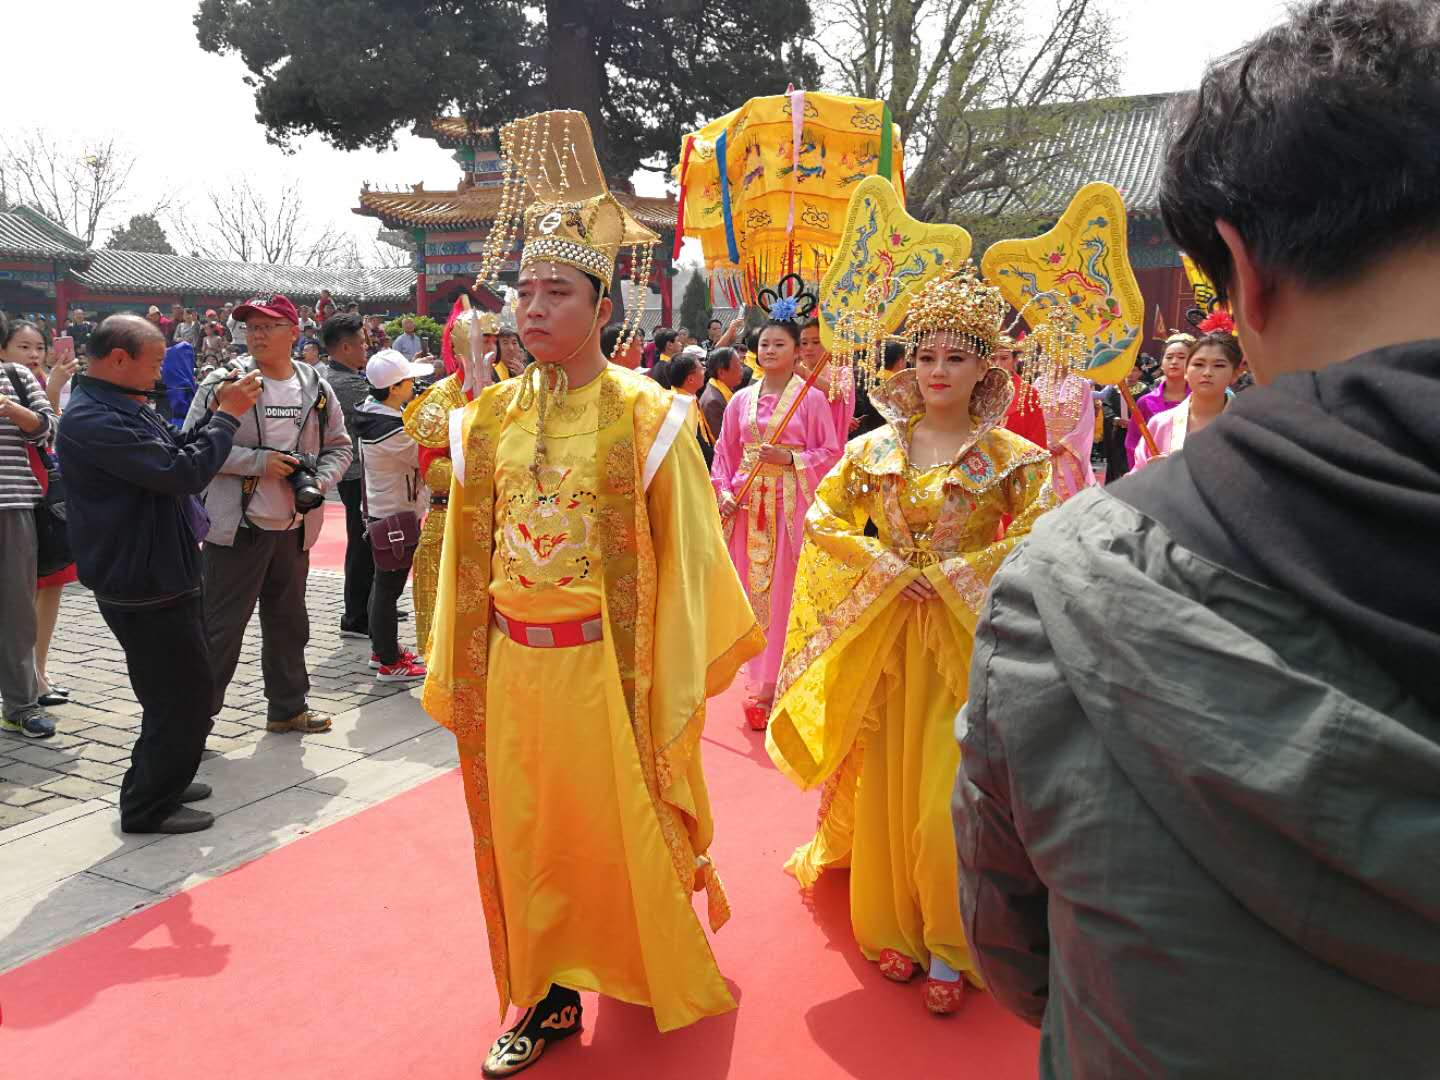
[[7, 0, 1290, 259]]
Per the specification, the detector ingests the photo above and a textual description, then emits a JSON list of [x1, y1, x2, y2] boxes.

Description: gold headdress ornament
[[1019, 306, 1090, 409], [471, 109, 658, 370], [902, 264, 1010, 361], [471, 109, 658, 473]]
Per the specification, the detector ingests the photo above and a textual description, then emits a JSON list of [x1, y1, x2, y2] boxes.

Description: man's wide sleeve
[[954, 550, 1054, 1028]]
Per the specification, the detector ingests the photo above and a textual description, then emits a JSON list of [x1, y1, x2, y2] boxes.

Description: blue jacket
[[162, 341, 198, 424], [56, 377, 239, 606]]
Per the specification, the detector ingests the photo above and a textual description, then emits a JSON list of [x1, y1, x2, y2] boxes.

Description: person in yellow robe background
[[403, 300, 498, 655], [766, 267, 1057, 1016], [421, 110, 763, 1078]]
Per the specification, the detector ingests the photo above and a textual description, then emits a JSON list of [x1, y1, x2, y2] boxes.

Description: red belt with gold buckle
[[492, 608, 603, 648]]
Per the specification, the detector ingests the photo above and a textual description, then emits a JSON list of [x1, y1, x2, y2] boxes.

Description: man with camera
[[183, 294, 352, 735], [58, 314, 263, 833]]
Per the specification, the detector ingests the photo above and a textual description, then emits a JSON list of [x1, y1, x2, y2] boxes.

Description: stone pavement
[[0, 570, 456, 973]]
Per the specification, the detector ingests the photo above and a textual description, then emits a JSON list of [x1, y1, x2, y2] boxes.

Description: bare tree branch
[[0, 131, 136, 244], [173, 178, 352, 267], [812, 0, 1121, 226]]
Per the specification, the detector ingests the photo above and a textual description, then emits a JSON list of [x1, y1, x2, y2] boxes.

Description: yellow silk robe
[[766, 377, 1055, 980], [402, 373, 469, 655], [422, 363, 763, 1032]]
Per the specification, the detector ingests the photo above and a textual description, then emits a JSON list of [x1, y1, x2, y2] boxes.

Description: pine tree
[[679, 271, 711, 341]]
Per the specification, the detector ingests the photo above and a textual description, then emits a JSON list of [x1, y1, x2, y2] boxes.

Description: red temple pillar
[[414, 271, 428, 316], [53, 271, 71, 326], [659, 269, 673, 327]]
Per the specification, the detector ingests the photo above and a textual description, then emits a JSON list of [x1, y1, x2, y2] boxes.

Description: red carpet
[[310, 501, 350, 572], [0, 683, 1039, 1079]]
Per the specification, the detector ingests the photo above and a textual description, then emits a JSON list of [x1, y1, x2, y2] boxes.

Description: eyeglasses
[[247, 322, 293, 336]]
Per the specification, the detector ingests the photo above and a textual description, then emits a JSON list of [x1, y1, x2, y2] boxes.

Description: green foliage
[[383, 315, 445, 343], [104, 213, 176, 254], [678, 271, 711, 340], [194, 0, 821, 179]]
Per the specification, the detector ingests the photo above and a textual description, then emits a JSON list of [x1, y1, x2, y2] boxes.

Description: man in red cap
[[182, 294, 353, 735]]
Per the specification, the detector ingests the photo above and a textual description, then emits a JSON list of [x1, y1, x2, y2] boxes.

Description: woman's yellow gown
[[767, 379, 1055, 980]]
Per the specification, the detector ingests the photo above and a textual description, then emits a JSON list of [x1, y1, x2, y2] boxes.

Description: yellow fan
[[980, 182, 1143, 385], [817, 175, 972, 351]]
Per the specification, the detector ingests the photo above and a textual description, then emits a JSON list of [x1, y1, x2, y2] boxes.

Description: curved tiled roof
[[416, 116, 498, 149], [0, 207, 90, 262], [356, 185, 677, 233], [71, 250, 416, 303], [954, 92, 1187, 218]]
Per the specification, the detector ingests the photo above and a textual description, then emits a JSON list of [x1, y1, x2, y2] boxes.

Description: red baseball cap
[[233, 294, 299, 325]]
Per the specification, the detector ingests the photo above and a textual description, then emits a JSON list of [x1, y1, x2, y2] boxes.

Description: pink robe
[[712, 379, 842, 697], [1039, 372, 1098, 501], [1132, 398, 1192, 469]]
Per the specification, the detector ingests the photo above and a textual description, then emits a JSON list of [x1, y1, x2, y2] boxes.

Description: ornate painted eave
[[355, 183, 678, 234]]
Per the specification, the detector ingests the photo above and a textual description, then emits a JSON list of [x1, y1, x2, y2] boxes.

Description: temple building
[[355, 116, 678, 321], [0, 205, 413, 321]]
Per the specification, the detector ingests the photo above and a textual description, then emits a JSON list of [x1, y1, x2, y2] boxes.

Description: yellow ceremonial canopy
[[674, 92, 905, 305]]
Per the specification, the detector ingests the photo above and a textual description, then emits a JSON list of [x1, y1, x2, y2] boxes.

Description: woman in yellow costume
[[766, 266, 1057, 1015]]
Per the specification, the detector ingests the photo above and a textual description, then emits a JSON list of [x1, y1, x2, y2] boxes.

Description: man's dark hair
[[654, 328, 679, 353], [1161, 0, 1440, 303], [707, 318, 722, 330], [883, 340, 907, 371], [705, 346, 737, 382], [600, 323, 625, 356], [321, 312, 364, 351], [660, 354, 700, 390], [88, 314, 161, 360]]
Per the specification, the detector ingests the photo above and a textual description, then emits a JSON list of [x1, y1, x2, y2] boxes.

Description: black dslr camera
[[286, 453, 324, 512]]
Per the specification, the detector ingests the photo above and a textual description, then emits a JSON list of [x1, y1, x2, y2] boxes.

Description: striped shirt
[[0, 363, 58, 510]]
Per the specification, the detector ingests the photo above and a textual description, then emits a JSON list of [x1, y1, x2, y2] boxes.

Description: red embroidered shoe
[[743, 701, 769, 731], [923, 977, 966, 1015], [878, 948, 918, 982]]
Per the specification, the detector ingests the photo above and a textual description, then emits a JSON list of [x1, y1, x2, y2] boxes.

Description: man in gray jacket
[[184, 294, 351, 734], [955, 2, 1440, 1076]]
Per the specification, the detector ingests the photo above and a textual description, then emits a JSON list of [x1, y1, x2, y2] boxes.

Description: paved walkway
[[0, 570, 455, 973]]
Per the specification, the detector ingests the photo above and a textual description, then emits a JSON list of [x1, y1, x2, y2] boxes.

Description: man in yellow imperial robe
[[421, 110, 763, 1078]]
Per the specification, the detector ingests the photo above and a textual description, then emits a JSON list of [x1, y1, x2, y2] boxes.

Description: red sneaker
[[743, 701, 769, 731], [878, 948, 918, 983], [923, 977, 966, 1015], [376, 656, 427, 682], [370, 649, 419, 670]]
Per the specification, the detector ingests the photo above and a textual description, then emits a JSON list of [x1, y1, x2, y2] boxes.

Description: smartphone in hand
[[53, 335, 75, 366]]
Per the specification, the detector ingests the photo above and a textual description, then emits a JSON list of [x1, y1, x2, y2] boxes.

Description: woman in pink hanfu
[[713, 319, 843, 731], [1035, 370, 1098, 501], [1133, 331, 1242, 469], [800, 318, 857, 445]]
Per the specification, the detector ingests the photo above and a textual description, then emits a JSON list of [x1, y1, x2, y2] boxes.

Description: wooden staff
[[730, 355, 831, 508], [1118, 381, 1160, 457]]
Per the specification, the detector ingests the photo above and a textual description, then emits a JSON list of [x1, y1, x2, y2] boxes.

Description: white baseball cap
[[366, 348, 433, 389]]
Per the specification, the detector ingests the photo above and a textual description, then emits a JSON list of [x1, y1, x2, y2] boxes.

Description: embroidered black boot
[[481, 984, 583, 1078]]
